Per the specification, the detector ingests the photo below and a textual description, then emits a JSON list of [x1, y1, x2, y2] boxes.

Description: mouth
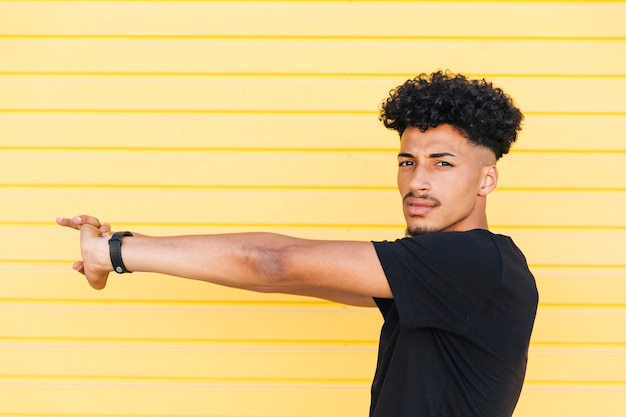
[[403, 194, 440, 216]]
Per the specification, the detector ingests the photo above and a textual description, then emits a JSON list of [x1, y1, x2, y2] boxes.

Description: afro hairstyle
[[379, 70, 524, 159]]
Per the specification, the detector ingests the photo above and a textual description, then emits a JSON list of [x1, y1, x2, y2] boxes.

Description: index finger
[[56, 215, 103, 230]]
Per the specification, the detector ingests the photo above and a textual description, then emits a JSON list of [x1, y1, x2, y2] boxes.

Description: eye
[[435, 161, 453, 167], [399, 160, 414, 167]]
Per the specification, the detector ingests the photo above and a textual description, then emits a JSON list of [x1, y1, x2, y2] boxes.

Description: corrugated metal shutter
[[1, 1, 624, 416]]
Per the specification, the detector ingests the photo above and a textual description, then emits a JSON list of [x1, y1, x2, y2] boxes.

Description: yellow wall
[[1, 1, 625, 416]]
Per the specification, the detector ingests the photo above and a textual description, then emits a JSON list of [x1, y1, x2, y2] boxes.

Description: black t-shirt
[[370, 230, 538, 417]]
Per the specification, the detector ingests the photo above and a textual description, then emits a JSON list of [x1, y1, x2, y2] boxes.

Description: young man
[[58, 71, 538, 417]]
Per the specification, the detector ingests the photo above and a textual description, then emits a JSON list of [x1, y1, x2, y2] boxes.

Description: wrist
[[108, 231, 134, 274]]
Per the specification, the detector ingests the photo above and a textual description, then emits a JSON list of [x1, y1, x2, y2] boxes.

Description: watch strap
[[109, 231, 134, 274]]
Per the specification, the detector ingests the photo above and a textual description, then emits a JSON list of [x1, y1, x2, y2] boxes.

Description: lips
[[404, 195, 439, 216]]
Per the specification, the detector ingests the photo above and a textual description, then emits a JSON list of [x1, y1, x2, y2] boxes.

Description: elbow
[[243, 243, 295, 289]]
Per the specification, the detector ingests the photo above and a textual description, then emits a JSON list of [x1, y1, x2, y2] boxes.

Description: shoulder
[[374, 229, 500, 258], [373, 230, 507, 287], [373, 230, 503, 281]]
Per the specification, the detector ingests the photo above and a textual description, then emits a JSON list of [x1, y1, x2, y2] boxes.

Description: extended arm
[[57, 216, 391, 307]]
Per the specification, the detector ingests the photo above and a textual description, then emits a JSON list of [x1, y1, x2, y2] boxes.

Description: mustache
[[403, 192, 441, 206]]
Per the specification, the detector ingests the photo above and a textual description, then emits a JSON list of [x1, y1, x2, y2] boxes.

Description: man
[[58, 70, 538, 417]]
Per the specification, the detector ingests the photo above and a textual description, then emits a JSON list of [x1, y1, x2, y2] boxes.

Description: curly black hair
[[379, 70, 523, 160]]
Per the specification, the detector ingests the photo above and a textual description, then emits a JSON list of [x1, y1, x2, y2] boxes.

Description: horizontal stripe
[[0, 340, 376, 380], [532, 266, 626, 305], [1, 113, 626, 152], [1, 38, 625, 76], [515, 385, 626, 417], [528, 346, 626, 382], [0, 1, 623, 38], [1, 75, 625, 113], [532, 306, 626, 344], [0, 302, 624, 343], [1, 150, 625, 189], [1, 378, 624, 417], [1, 188, 625, 227], [1, 263, 625, 306], [0, 302, 382, 342], [1, 340, 624, 383], [0, 377, 370, 416], [1, 377, 623, 417], [1, 225, 624, 266]]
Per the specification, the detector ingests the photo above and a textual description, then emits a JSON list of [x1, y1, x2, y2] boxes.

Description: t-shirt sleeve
[[372, 231, 502, 333]]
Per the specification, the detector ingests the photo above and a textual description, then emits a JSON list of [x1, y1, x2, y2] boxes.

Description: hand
[[56, 215, 114, 289]]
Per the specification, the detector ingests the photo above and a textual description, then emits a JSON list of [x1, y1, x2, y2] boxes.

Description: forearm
[[115, 233, 294, 291]]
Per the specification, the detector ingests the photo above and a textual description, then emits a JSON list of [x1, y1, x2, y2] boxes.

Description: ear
[[478, 165, 498, 196]]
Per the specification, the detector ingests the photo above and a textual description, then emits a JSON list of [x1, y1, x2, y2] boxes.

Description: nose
[[409, 164, 430, 191]]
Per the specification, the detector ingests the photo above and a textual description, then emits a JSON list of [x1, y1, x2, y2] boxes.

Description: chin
[[405, 225, 441, 237]]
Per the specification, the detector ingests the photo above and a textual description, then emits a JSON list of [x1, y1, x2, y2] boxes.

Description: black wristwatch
[[109, 231, 134, 274]]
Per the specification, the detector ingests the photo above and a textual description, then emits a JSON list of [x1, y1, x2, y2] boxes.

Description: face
[[397, 124, 498, 237]]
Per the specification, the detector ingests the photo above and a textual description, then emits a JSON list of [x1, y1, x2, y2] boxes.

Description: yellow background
[[1, 1, 625, 416]]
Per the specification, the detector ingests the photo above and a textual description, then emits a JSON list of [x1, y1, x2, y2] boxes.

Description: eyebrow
[[397, 152, 457, 158]]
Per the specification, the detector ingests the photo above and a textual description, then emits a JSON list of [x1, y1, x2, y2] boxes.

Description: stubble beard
[[403, 192, 442, 237], [405, 225, 438, 238]]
